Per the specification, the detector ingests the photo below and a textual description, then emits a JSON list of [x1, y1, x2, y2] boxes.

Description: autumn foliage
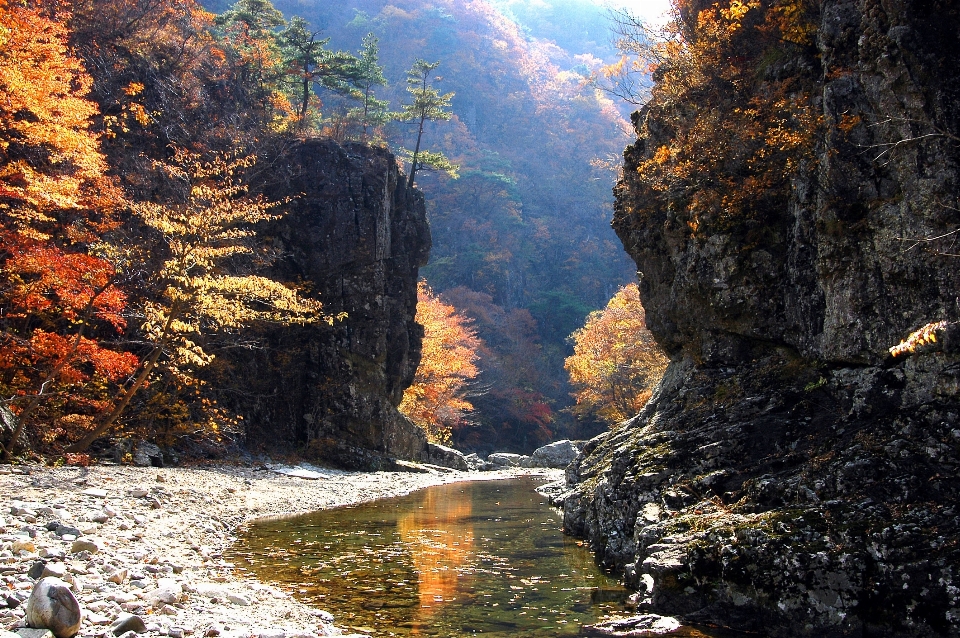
[[400, 282, 481, 444], [616, 0, 821, 236], [565, 284, 668, 426], [0, 0, 137, 455]]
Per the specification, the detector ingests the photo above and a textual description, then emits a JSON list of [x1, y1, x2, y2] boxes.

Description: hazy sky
[[606, 0, 672, 24]]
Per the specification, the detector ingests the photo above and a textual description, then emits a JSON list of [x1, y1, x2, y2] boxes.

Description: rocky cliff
[[213, 139, 430, 469], [564, 0, 960, 635]]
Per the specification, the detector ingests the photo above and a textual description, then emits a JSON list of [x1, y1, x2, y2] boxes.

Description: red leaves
[[29, 331, 138, 384], [3, 239, 127, 330], [0, 0, 136, 454]]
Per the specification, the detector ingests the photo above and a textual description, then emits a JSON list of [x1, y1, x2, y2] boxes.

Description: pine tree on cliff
[[350, 34, 389, 142], [397, 59, 457, 188], [279, 17, 361, 123]]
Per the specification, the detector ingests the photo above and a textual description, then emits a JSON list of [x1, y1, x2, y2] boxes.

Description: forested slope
[[0, 0, 430, 466], [200, 0, 640, 451]]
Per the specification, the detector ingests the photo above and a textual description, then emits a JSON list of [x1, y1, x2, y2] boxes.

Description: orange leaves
[[399, 282, 481, 444], [565, 284, 669, 426], [889, 321, 949, 358], [0, 0, 118, 234], [0, 0, 135, 455], [630, 0, 820, 234]]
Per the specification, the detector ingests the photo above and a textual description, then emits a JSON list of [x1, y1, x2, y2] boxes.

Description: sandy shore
[[0, 462, 560, 638]]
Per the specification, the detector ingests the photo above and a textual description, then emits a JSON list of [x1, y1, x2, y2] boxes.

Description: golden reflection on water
[[396, 487, 475, 628], [229, 477, 653, 637]]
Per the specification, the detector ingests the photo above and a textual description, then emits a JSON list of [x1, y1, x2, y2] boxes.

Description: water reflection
[[229, 477, 634, 636], [396, 487, 475, 625]]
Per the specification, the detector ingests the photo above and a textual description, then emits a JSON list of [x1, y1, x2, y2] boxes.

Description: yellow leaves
[[399, 281, 481, 444], [565, 284, 669, 425], [629, 0, 820, 235], [133, 149, 330, 373], [653, 145, 672, 165], [889, 321, 948, 357], [718, 0, 759, 28]]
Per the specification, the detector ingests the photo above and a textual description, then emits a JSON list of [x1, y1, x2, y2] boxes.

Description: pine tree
[[279, 17, 361, 123], [349, 33, 389, 141], [396, 59, 457, 188]]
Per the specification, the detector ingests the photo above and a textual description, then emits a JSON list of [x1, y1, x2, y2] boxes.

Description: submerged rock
[[580, 614, 681, 636]]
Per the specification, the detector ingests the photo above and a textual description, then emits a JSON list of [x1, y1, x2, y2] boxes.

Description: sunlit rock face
[[215, 139, 429, 468], [565, 0, 960, 635]]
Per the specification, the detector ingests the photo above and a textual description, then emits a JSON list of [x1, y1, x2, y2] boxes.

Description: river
[[227, 476, 721, 637]]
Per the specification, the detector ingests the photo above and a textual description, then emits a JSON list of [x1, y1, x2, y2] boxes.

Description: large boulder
[[423, 443, 469, 470], [463, 453, 495, 471], [25, 578, 82, 638], [486, 452, 527, 467], [525, 440, 580, 468], [0, 405, 25, 454]]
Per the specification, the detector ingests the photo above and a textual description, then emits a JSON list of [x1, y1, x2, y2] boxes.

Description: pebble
[[110, 613, 147, 636], [1, 464, 490, 638], [70, 540, 100, 555]]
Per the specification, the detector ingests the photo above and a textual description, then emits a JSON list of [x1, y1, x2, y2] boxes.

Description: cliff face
[[214, 139, 430, 468], [564, 0, 960, 635]]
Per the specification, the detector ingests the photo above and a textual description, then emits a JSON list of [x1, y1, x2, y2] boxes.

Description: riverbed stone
[[15, 630, 55, 638], [525, 440, 580, 468], [54, 526, 81, 539], [580, 614, 681, 636], [12, 540, 36, 554], [423, 443, 469, 471], [145, 579, 182, 605], [133, 443, 163, 468], [69, 539, 99, 555], [24, 577, 82, 638], [486, 453, 526, 467]]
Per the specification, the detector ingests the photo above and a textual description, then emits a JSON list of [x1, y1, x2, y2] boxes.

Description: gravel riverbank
[[1, 463, 557, 638]]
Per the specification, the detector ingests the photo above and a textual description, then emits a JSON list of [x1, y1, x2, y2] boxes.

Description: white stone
[[84, 613, 111, 626], [145, 579, 181, 606]]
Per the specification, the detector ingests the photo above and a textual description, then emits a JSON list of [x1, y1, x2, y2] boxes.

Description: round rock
[[24, 577, 83, 638], [110, 613, 147, 636]]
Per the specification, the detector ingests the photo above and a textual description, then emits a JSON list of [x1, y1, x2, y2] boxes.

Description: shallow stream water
[[228, 476, 719, 637]]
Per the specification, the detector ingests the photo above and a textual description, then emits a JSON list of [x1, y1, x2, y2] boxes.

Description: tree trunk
[[65, 307, 177, 454], [408, 112, 426, 189]]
